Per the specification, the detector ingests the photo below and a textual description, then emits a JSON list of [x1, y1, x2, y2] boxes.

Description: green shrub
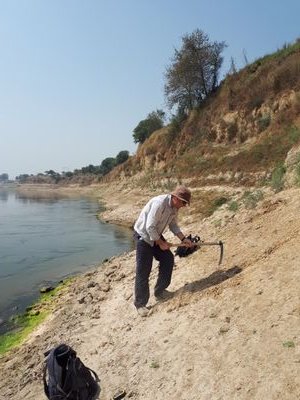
[[228, 200, 239, 212], [227, 122, 238, 141], [283, 341, 295, 348], [213, 219, 222, 228], [270, 163, 286, 192], [214, 196, 228, 207], [257, 114, 271, 132], [294, 155, 300, 186], [167, 112, 187, 144], [248, 60, 262, 74], [242, 190, 264, 209], [209, 196, 228, 214], [288, 126, 300, 144], [247, 95, 264, 111]]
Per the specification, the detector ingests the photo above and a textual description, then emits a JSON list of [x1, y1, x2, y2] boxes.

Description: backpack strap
[[87, 367, 100, 382], [44, 344, 72, 399], [43, 363, 49, 398]]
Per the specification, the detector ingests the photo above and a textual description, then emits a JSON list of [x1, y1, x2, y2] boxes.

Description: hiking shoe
[[155, 289, 174, 301], [136, 306, 150, 317]]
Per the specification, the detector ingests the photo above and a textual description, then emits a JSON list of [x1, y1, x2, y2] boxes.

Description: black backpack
[[43, 344, 100, 400], [175, 234, 200, 257]]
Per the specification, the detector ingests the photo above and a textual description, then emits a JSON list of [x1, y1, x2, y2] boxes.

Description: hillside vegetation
[[109, 40, 300, 190]]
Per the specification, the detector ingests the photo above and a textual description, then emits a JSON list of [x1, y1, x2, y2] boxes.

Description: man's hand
[[155, 238, 171, 251], [181, 238, 194, 248]]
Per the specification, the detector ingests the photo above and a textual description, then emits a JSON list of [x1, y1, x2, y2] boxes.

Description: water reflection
[[0, 189, 134, 331], [15, 190, 67, 204], [112, 226, 134, 241], [0, 190, 9, 202]]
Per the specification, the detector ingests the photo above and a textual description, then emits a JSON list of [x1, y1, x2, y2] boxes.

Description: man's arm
[[176, 232, 194, 247], [169, 219, 193, 248]]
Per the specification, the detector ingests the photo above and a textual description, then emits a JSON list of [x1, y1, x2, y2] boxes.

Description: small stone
[[124, 292, 133, 301], [29, 310, 40, 316], [87, 281, 97, 288], [219, 326, 229, 334], [101, 283, 111, 292], [114, 273, 126, 281], [127, 391, 137, 398], [104, 268, 115, 277], [40, 286, 54, 294]]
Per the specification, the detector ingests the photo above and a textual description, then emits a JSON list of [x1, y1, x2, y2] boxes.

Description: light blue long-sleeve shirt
[[134, 194, 183, 246]]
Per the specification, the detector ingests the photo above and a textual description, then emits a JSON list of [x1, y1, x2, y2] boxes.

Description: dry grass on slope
[[106, 41, 300, 187]]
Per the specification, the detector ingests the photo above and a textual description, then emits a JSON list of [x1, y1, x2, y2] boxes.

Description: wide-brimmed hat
[[171, 185, 191, 205]]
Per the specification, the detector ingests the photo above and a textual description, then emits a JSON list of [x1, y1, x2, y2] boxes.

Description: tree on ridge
[[164, 29, 227, 114]]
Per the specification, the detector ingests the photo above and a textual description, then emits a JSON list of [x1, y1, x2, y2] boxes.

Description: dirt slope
[[0, 185, 299, 400]]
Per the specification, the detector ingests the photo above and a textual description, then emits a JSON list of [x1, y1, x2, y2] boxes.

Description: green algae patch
[[0, 277, 75, 355], [0, 311, 48, 354]]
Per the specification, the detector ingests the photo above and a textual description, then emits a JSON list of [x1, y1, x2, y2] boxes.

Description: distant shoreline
[[0, 182, 18, 188], [14, 182, 101, 196]]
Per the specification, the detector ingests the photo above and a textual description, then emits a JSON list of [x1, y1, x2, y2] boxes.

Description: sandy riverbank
[[0, 183, 300, 399]]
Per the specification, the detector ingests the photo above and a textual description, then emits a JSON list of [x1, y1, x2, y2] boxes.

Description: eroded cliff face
[[211, 90, 299, 144], [106, 47, 300, 191], [121, 88, 300, 190]]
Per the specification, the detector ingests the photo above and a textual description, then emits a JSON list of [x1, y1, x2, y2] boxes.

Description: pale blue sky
[[1, 0, 299, 179]]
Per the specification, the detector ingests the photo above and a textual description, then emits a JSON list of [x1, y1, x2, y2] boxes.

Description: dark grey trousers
[[134, 232, 174, 308]]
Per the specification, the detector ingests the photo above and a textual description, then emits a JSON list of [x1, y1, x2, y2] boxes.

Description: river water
[[0, 188, 134, 330]]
